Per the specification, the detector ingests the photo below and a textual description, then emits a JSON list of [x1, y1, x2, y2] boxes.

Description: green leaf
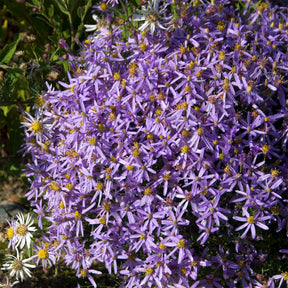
[[1, 106, 11, 117], [0, 33, 22, 64], [31, 0, 41, 6], [48, 4, 54, 18], [77, 6, 85, 19], [52, 0, 70, 16]]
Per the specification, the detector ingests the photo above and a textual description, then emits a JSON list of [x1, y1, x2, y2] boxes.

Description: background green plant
[[0, 0, 95, 181]]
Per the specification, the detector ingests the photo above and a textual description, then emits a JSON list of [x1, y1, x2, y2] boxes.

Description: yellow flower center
[[81, 269, 87, 278], [96, 183, 103, 190], [38, 249, 49, 259], [31, 121, 43, 133], [281, 272, 288, 280], [16, 224, 28, 237], [7, 227, 14, 238], [74, 211, 81, 220], [181, 144, 189, 153], [247, 216, 255, 224], [177, 240, 185, 248], [11, 259, 23, 271], [145, 267, 153, 275], [159, 243, 166, 250]]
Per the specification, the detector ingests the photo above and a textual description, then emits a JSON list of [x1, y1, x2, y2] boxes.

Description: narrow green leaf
[[0, 33, 22, 64], [52, 0, 70, 16]]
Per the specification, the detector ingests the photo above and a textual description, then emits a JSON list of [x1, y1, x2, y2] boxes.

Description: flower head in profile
[[133, 0, 172, 33], [1, 249, 35, 282]]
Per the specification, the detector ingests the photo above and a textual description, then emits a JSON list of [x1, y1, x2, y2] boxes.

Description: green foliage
[[0, 0, 93, 180]]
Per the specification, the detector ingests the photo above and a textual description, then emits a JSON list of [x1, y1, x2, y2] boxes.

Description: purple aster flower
[[233, 210, 270, 239]]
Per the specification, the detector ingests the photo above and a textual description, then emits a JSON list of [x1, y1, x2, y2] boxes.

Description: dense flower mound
[[22, 1, 288, 287]]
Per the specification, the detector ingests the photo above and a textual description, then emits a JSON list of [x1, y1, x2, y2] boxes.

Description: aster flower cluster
[[21, 0, 288, 287]]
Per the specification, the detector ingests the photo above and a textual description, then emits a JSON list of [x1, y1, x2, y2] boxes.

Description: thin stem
[[74, 0, 93, 41], [63, 0, 75, 51]]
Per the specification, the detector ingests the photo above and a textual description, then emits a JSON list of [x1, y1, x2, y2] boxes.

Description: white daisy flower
[[6, 217, 18, 249], [133, 0, 172, 34], [0, 276, 19, 287], [1, 249, 36, 282], [84, 14, 99, 32], [21, 110, 52, 142], [14, 213, 36, 249]]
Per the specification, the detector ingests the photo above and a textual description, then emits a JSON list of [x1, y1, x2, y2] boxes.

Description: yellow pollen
[[197, 127, 204, 136], [181, 267, 187, 274], [16, 224, 28, 237], [163, 174, 171, 181], [80, 269, 87, 278], [89, 138, 96, 145], [65, 183, 73, 190], [219, 51, 226, 60], [132, 149, 141, 157], [140, 43, 147, 51], [99, 215, 106, 225], [144, 187, 152, 196], [181, 144, 189, 153], [262, 144, 270, 155], [59, 201, 65, 209], [191, 261, 197, 266], [50, 182, 59, 191], [224, 165, 232, 176], [113, 72, 121, 81], [126, 165, 134, 171], [281, 272, 288, 280], [109, 113, 116, 121], [31, 121, 43, 133], [247, 216, 255, 224], [38, 249, 49, 259], [140, 234, 146, 240], [74, 211, 81, 220], [7, 227, 14, 239], [177, 240, 185, 248], [271, 169, 279, 178], [147, 133, 153, 140], [155, 109, 162, 116], [145, 268, 153, 275], [103, 202, 111, 212], [96, 183, 103, 190], [100, 3, 108, 10], [223, 83, 230, 92], [159, 243, 166, 250]]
